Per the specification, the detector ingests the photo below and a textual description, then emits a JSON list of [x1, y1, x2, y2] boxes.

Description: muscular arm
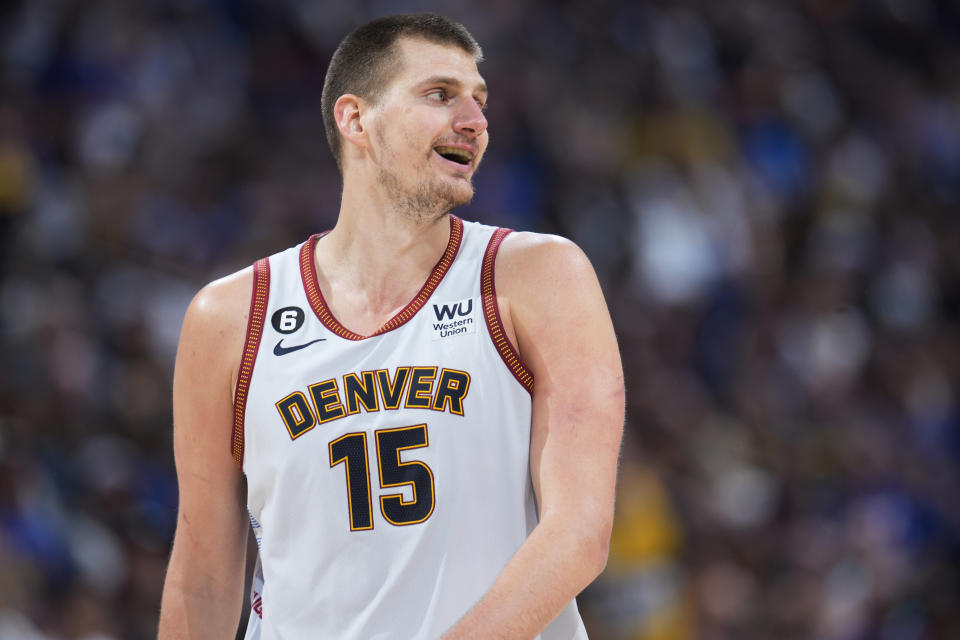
[[442, 233, 625, 638], [158, 269, 253, 639]]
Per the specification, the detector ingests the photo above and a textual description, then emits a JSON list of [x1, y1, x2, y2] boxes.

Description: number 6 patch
[[272, 306, 305, 334]]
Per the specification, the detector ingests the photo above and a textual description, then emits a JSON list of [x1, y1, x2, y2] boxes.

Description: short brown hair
[[321, 14, 483, 172]]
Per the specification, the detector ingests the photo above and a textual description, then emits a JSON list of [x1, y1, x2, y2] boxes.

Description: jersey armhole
[[481, 229, 535, 395], [232, 257, 271, 469]]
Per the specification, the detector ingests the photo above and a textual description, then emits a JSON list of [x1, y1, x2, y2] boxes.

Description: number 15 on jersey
[[329, 424, 436, 531]]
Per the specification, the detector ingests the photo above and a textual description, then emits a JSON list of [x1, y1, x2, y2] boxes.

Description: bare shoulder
[[497, 230, 590, 270], [493, 231, 618, 384], [495, 231, 598, 308], [178, 265, 255, 395], [185, 266, 254, 333]]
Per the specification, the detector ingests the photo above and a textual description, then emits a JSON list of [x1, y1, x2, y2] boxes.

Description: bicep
[[167, 284, 250, 592], [502, 236, 624, 524]]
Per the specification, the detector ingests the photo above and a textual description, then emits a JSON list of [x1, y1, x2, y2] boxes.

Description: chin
[[380, 165, 477, 220], [451, 181, 475, 205], [425, 173, 474, 211], [443, 189, 474, 214]]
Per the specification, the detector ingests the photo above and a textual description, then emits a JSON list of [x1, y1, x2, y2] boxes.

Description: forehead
[[390, 37, 486, 91]]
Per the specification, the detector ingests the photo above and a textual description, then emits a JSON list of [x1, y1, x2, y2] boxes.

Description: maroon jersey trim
[[481, 229, 534, 395], [299, 215, 464, 341], [232, 257, 270, 468]]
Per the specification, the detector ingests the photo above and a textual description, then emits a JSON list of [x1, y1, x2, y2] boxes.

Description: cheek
[[474, 133, 490, 162], [397, 115, 431, 152]]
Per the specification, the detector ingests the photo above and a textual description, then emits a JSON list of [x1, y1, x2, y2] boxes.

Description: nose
[[453, 100, 487, 139]]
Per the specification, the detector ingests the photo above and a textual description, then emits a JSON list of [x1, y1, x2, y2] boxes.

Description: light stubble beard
[[374, 129, 477, 224], [377, 164, 475, 224]]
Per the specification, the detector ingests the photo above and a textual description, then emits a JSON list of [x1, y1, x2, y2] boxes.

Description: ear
[[334, 94, 368, 152]]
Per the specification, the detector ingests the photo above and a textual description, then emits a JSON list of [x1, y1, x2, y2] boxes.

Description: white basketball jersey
[[233, 216, 587, 639]]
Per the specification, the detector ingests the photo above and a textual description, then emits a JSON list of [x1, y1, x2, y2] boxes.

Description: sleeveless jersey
[[234, 216, 587, 639]]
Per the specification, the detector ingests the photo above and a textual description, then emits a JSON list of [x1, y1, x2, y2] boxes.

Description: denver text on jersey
[[275, 365, 471, 439]]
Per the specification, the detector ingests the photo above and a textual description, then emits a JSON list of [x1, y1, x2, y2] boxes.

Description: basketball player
[[157, 14, 623, 639]]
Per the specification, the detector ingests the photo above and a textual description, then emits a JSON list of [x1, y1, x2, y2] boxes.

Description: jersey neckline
[[299, 215, 464, 341]]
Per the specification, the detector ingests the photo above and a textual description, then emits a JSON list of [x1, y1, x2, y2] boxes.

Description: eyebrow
[[418, 75, 488, 96]]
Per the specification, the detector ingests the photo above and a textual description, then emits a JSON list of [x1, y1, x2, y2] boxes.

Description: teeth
[[435, 146, 473, 164]]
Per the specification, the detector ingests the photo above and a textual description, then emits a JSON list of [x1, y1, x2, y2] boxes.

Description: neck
[[313, 174, 453, 318]]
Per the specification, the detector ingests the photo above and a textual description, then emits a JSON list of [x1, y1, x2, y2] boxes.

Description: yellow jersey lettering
[[344, 371, 379, 415], [405, 367, 437, 409], [378, 367, 410, 410], [276, 391, 317, 439], [309, 379, 346, 423], [432, 369, 470, 416], [277, 366, 469, 437]]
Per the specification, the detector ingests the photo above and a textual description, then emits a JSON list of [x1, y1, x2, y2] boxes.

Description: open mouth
[[434, 145, 474, 166]]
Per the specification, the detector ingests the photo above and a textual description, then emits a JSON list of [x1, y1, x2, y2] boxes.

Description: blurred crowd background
[[1, 0, 958, 638]]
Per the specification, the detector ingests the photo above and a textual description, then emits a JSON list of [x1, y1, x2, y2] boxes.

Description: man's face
[[365, 37, 489, 220]]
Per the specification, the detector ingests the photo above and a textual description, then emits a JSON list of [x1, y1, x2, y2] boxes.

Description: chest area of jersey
[[248, 304, 509, 534], [272, 362, 472, 442], [262, 294, 482, 430], [269, 291, 480, 354]]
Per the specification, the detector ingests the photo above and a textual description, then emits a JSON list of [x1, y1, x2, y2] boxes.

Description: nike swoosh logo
[[273, 338, 326, 356]]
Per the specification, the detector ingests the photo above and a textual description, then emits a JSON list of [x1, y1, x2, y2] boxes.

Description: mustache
[[432, 136, 479, 149]]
